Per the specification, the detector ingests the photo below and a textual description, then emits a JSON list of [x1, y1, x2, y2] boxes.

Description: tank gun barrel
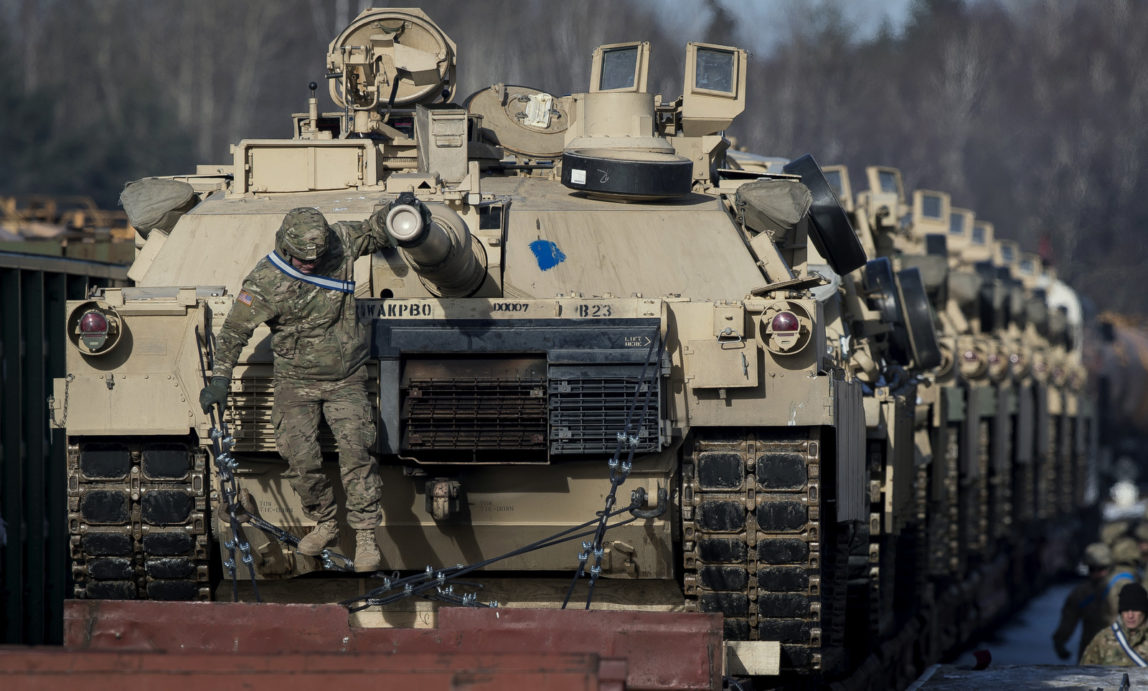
[[384, 193, 487, 297]]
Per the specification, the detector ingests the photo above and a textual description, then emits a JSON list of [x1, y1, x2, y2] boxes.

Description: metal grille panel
[[404, 377, 547, 450], [549, 375, 659, 455]]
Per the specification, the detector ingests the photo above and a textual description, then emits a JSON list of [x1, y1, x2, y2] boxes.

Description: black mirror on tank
[[862, 257, 911, 368], [974, 261, 998, 332], [896, 267, 943, 371], [783, 154, 867, 275], [821, 165, 852, 213]]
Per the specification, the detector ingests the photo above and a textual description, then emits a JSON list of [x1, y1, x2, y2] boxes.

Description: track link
[[67, 438, 210, 600], [682, 428, 843, 674]]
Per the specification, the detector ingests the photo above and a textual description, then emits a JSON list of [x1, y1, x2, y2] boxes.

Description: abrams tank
[[51, 6, 875, 680]]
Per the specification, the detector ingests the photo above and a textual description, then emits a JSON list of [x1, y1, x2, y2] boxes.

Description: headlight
[[67, 301, 124, 356], [761, 302, 812, 355]]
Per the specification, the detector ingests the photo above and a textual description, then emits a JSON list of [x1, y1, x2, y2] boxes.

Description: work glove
[[199, 376, 229, 413], [367, 207, 393, 248]]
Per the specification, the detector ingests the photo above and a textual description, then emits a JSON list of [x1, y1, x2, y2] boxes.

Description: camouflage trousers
[[271, 366, 381, 529]]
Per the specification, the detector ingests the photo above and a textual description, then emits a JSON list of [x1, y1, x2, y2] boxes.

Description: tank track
[[1036, 414, 1056, 520], [67, 438, 210, 600], [989, 402, 1012, 543], [973, 418, 990, 555], [681, 428, 846, 674], [928, 422, 960, 577]]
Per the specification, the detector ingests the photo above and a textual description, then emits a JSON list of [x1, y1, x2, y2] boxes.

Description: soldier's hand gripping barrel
[[383, 192, 488, 297]]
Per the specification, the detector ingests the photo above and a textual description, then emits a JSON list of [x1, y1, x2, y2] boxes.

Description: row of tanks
[[51, 7, 1095, 686]]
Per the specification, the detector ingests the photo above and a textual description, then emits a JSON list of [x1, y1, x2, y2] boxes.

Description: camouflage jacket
[[213, 220, 389, 381], [1053, 577, 1117, 661], [1081, 620, 1148, 666]]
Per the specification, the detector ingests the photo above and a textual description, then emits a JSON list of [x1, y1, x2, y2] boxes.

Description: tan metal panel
[[500, 181, 764, 300]]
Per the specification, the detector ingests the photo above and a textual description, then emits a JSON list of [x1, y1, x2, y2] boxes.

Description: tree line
[[2, 0, 1144, 313]]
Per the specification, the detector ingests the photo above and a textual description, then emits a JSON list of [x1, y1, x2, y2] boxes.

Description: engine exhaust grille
[[404, 376, 547, 450]]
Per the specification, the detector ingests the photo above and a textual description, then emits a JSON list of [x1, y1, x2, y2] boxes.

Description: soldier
[[199, 207, 391, 572], [1052, 543, 1116, 662], [1102, 520, 1132, 546], [1108, 537, 1143, 616], [1136, 522, 1148, 569], [1081, 582, 1148, 666]]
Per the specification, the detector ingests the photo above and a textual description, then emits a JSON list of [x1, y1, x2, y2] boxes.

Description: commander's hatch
[[680, 42, 747, 136], [326, 8, 457, 136], [590, 42, 650, 93], [948, 208, 974, 244], [995, 239, 1018, 270], [911, 190, 951, 237], [861, 166, 906, 255]]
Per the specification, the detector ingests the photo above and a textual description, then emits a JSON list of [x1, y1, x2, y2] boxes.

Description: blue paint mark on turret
[[529, 240, 567, 271]]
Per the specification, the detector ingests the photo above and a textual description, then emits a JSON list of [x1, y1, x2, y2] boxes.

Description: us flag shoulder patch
[[237, 290, 254, 306]]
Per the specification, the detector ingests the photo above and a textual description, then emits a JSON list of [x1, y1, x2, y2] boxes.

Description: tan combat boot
[[354, 529, 382, 573], [296, 520, 339, 556]]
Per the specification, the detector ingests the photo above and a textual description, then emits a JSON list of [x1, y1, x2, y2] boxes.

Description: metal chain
[[562, 333, 662, 609], [194, 323, 353, 588], [342, 495, 657, 612], [187, 316, 667, 609], [196, 325, 262, 603], [243, 514, 353, 572], [48, 373, 73, 427]]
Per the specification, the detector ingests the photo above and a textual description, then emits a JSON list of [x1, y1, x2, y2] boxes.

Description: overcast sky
[[640, 0, 915, 54]]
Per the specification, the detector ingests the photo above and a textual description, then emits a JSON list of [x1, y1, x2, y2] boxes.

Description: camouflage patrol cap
[[1101, 520, 1131, 546], [1084, 542, 1113, 569], [1112, 536, 1141, 566], [278, 207, 330, 261]]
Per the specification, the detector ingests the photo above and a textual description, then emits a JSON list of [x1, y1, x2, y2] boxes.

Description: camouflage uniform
[[1080, 620, 1148, 665], [1108, 537, 1142, 616], [1053, 544, 1118, 661], [212, 207, 390, 529], [1101, 520, 1131, 546]]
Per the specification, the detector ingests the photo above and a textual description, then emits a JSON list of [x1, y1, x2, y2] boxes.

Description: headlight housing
[[67, 301, 124, 356]]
